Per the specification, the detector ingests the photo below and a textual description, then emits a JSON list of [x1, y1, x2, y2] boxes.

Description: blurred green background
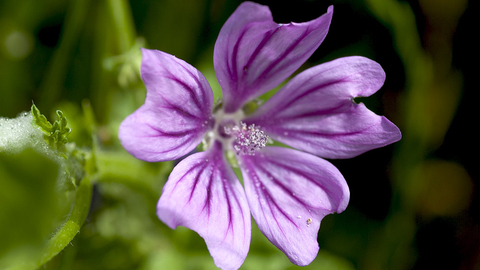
[[0, 0, 477, 269]]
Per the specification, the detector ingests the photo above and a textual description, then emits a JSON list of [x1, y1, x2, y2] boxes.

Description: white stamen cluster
[[225, 122, 269, 155]]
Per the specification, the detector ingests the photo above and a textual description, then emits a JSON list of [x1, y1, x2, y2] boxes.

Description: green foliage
[[0, 103, 96, 270], [0, 149, 60, 269], [31, 104, 71, 152], [31, 103, 97, 189]]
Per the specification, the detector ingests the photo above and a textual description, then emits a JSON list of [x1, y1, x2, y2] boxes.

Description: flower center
[[204, 108, 269, 156], [224, 122, 269, 155]]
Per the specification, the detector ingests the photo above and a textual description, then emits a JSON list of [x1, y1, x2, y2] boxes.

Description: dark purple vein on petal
[[250, 26, 311, 91], [282, 125, 374, 140], [145, 123, 202, 138], [165, 74, 203, 113], [242, 27, 278, 78], [154, 90, 203, 120], [171, 60, 211, 113], [267, 103, 347, 123], [230, 25, 250, 84], [141, 140, 193, 155], [244, 159, 297, 234], [267, 158, 342, 209], [162, 99, 201, 120], [225, 189, 247, 244], [263, 186, 296, 234], [202, 164, 215, 217], [169, 162, 205, 198], [267, 159, 326, 194], [185, 162, 209, 203], [274, 80, 347, 113], [273, 68, 368, 115], [254, 163, 312, 212], [219, 164, 235, 243], [221, 155, 249, 245]]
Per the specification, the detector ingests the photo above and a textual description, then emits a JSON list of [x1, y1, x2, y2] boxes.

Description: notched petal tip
[[214, 2, 335, 113], [119, 48, 216, 162], [244, 56, 398, 159], [239, 147, 349, 266], [157, 143, 251, 270], [379, 115, 402, 143], [140, 48, 214, 115]]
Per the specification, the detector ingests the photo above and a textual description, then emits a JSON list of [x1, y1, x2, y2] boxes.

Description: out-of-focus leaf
[[95, 150, 170, 199], [240, 250, 355, 270], [0, 148, 60, 269], [49, 179, 166, 270], [415, 160, 473, 217]]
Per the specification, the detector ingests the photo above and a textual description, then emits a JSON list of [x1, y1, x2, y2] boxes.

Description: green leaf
[[31, 104, 71, 151], [0, 148, 60, 269], [0, 148, 93, 270], [31, 103, 53, 135]]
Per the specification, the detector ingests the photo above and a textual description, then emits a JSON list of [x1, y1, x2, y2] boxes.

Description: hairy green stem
[[36, 177, 93, 267]]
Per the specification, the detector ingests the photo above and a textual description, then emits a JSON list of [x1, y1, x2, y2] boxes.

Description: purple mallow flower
[[119, 2, 401, 269]]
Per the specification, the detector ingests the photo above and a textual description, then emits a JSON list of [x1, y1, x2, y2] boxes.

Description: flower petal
[[245, 56, 401, 159], [238, 146, 349, 266], [119, 48, 214, 162], [157, 142, 251, 270], [214, 2, 333, 113]]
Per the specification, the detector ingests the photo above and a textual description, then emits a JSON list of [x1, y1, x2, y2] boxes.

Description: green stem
[[106, 0, 137, 53], [37, 0, 93, 112], [90, 0, 138, 122], [38, 177, 92, 267]]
